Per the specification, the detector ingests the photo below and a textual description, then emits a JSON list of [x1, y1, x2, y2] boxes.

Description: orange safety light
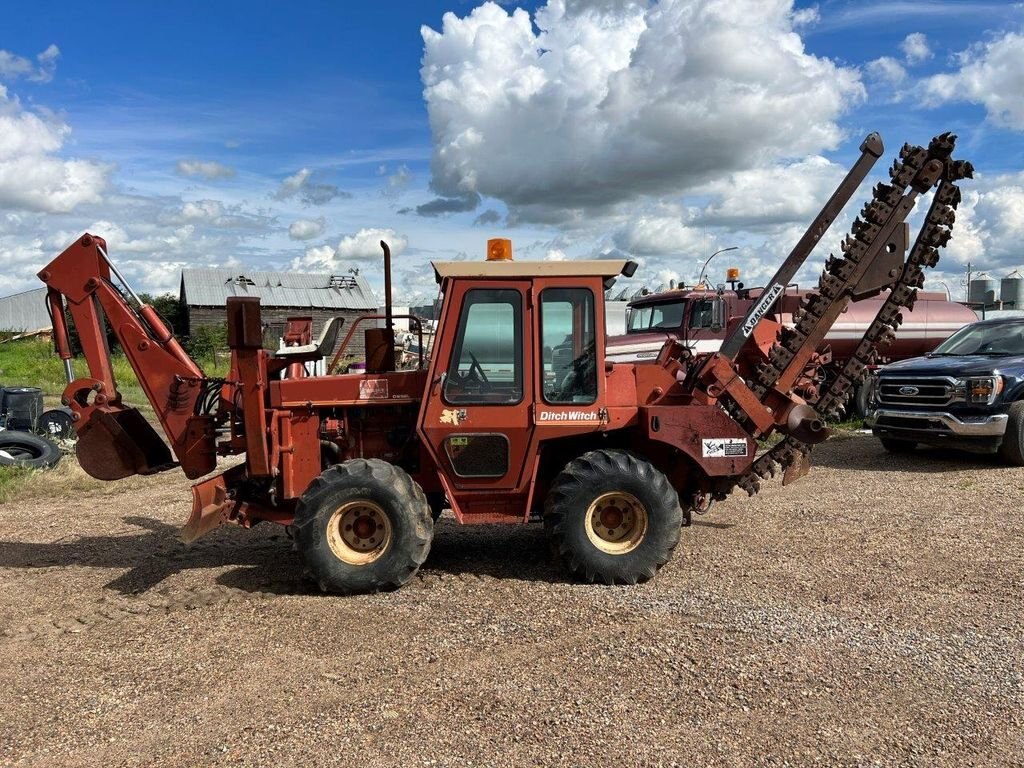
[[726, 267, 740, 282], [487, 238, 513, 261]]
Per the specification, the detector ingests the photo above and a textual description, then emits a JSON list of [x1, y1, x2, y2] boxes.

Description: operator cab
[[419, 246, 635, 513]]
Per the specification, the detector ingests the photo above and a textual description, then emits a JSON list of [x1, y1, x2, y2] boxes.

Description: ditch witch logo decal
[[537, 409, 607, 425]]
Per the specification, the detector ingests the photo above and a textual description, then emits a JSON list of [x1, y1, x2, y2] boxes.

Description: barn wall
[[188, 305, 378, 364]]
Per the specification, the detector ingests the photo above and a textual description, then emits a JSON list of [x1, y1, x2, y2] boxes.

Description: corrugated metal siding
[[181, 269, 377, 310], [0, 288, 51, 332]]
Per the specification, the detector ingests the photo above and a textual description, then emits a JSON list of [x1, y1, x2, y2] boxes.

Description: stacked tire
[[0, 386, 63, 469], [0, 432, 62, 469], [1, 387, 43, 431]]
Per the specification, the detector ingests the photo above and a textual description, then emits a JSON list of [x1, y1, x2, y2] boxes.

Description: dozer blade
[[76, 407, 175, 481], [180, 466, 244, 543]]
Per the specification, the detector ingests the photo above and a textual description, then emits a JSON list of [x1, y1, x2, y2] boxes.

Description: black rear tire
[[0, 432, 62, 469], [998, 401, 1024, 466], [879, 437, 917, 453], [544, 449, 683, 585], [293, 459, 432, 594]]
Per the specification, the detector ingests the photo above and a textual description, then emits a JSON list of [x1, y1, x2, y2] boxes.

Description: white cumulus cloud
[[420, 0, 864, 223], [924, 32, 1024, 131], [866, 56, 907, 86], [288, 217, 326, 240], [698, 155, 847, 226], [0, 88, 108, 213], [289, 228, 408, 272], [337, 227, 408, 261], [901, 32, 931, 64], [0, 44, 60, 83], [613, 213, 703, 256]]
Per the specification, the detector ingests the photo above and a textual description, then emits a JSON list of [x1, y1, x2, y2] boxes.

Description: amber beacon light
[[487, 238, 513, 261]]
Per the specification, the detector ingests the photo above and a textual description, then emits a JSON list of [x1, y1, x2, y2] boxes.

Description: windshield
[[627, 300, 686, 333], [931, 322, 1024, 356]]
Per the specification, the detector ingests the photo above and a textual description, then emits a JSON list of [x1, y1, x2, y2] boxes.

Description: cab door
[[419, 280, 534, 492]]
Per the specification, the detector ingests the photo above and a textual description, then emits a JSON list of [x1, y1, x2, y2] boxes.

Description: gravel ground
[[1, 433, 1022, 767]]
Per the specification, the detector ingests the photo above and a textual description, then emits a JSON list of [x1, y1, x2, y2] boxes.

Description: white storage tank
[[1000, 271, 1024, 308], [968, 277, 998, 306]]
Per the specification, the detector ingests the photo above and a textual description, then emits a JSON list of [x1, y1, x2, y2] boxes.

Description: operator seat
[[274, 316, 345, 361]]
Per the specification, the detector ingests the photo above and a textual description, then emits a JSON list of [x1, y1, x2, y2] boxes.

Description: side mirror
[[710, 298, 727, 332]]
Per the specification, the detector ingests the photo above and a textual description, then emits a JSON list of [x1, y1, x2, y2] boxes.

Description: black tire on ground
[[426, 491, 447, 522], [998, 401, 1024, 466], [38, 407, 75, 440], [292, 458, 433, 594], [544, 449, 683, 585], [879, 437, 917, 453], [851, 380, 872, 419], [0, 432, 62, 469]]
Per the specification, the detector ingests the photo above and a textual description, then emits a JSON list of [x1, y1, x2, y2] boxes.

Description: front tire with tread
[[999, 401, 1024, 466], [544, 449, 683, 585], [293, 459, 432, 594]]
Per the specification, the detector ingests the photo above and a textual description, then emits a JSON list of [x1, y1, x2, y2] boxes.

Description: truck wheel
[[998, 401, 1024, 466], [544, 449, 683, 585], [293, 459, 433, 594], [879, 437, 916, 453], [851, 380, 872, 419], [0, 432, 62, 469]]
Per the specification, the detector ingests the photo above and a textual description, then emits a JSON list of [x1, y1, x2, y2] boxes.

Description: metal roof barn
[[0, 287, 51, 333], [180, 269, 377, 310]]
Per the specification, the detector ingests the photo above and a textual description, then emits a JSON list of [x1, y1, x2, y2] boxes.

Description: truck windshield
[[931, 322, 1024, 356], [627, 301, 686, 333]]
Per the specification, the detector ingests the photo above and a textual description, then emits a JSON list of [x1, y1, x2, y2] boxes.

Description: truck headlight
[[964, 375, 1003, 405]]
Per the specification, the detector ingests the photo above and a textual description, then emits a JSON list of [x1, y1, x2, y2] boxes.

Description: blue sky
[[1, 0, 1022, 304]]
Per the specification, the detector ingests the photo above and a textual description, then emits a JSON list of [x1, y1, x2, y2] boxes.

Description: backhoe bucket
[[76, 407, 175, 481]]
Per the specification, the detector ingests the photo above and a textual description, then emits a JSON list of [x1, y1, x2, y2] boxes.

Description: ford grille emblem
[[898, 385, 919, 396]]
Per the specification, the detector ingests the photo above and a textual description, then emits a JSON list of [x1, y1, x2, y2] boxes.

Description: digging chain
[[732, 133, 973, 497]]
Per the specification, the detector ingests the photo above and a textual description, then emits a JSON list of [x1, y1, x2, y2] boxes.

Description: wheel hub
[[326, 500, 393, 566], [585, 491, 648, 555]]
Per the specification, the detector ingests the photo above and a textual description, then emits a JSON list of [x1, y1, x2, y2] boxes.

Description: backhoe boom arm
[[38, 233, 216, 480]]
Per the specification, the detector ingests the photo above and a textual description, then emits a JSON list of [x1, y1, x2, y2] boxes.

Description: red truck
[[606, 281, 977, 415]]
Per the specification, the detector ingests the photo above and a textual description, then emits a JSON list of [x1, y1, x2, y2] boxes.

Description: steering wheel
[[467, 351, 489, 384], [451, 350, 491, 393]]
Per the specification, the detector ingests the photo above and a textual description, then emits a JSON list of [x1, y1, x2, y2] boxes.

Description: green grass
[[0, 338, 229, 412], [0, 465, 33, 503], [0, 338, 230, 504]]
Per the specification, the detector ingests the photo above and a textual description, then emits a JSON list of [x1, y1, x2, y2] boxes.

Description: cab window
[[689, 299, 716, 329], [627, 301, 685, 332], [540, 288, 597, 404], [444, 289, 523, 404]]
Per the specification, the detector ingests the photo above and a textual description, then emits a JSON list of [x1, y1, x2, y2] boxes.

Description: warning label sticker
[[701, 438, 748, 458], [359, 379, 389, 400]]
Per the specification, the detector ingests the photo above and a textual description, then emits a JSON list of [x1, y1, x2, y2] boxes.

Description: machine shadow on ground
[[0, 515, 579, 596], [216, 518, 571, 594], [0, 516, 292, 595]]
